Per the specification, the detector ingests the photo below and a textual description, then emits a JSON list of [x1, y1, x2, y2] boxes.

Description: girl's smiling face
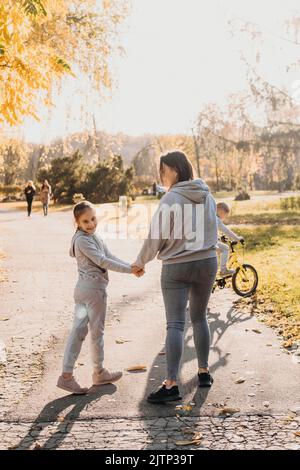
[[77, 208, 98, 234]]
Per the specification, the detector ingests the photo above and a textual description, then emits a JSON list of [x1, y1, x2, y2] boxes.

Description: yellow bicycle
[[213, 236, 258, 297]]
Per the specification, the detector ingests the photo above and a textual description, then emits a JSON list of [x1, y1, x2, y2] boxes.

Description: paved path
[[0, 205, 299, 450]]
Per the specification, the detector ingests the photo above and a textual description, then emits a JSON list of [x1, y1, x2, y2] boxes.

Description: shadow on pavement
[[14, 293, 252, 450], [14, 385, 117, 450], [137, 300, 252, 449]]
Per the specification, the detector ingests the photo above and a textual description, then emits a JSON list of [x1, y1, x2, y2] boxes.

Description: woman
[[24, 180, 36, 217], [40, 180, 52, 216], [133, 151, 218, 403]]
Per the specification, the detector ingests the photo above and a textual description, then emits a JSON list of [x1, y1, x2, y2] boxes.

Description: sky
[[16, 0, 300, 143]]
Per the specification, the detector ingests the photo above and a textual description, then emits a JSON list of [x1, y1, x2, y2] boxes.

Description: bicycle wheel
[[232, 264, 258, 297]]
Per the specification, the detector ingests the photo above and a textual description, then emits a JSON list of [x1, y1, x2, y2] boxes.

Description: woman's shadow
[[137, 301, 252, 449], [14, 385, 117, 450]]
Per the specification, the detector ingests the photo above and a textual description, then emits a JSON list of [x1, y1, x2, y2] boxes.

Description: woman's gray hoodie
[[70, 230, 132, 289], [134, 179, 218, 267]]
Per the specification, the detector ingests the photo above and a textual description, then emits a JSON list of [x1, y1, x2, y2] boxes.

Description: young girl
[[57, 201, 143, 394]]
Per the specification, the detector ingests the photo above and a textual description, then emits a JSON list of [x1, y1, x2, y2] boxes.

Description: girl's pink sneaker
[[57, 375, 88, 395], [92, 368, 122, 386]]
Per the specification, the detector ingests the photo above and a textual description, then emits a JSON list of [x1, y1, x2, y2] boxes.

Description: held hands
[[131, 264, 145, 277]]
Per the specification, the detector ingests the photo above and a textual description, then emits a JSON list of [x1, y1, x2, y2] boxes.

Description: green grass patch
[[226, 196, 300, 225], [232, 225, 300, 346]]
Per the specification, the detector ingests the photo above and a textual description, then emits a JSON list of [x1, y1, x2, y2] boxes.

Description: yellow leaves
[[0, 0, 128, 125], [125, 365, 147, 372], [175, 432, 202, 447], [175, 404, 193, 412], [22, 0, 47, 17], [282, 338, 294, 349], [218, 407, 241, 416], [115, 338, 131, 344], [235, 378, 245, 384]]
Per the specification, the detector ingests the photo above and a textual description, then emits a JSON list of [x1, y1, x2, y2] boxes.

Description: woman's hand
[[131, 265, 145, 277]]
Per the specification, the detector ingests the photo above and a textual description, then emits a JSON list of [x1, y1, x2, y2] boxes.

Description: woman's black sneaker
[[147, 385, 182, 404], [198, 372, 214, 388]]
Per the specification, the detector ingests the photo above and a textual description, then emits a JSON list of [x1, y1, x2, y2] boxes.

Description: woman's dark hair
[[73, 200, 94, 223], [159, 151, 194, 183]]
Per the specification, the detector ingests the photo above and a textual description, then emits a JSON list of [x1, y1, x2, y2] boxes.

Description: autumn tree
[[227, 13, 300, 190], [0, 138, 28, 185], [0, 0, 128, 125]]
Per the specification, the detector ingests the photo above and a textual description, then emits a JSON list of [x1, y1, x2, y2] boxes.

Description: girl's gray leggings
[[161, 257, 218, 381], [63, 285, 107, 374]]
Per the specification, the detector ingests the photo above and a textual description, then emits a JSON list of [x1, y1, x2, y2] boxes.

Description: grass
[[231, 224, 300, 347], [225, 197, 300, 225], [213, 189, 281, 199]]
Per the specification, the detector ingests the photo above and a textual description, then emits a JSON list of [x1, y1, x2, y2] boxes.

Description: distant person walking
[[24, 181, 36, 217], [40, 180, 52, 216]]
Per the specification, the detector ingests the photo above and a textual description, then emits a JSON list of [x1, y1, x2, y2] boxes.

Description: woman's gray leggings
[[161, 257, 218, 381]]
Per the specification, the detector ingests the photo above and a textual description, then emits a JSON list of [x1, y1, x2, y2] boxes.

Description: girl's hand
[[131, 265, 145, 277]]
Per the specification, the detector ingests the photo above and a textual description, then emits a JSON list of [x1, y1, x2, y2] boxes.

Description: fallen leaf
[[248, 393, 256, 397], [263, 402, 270, 408], [57, 416, 65, 422], [115, 339, 131, 344], [126, 365, 147, 372], [175, 438, 202, 446], [252, 329, 262, 334], [182, 405, 193, 412], [33, 443, 42, 450], [218, 407, 240, 415], [294, 432, 300, 437], [159, 352, 166, 356], [0, 317, 9, 321], [283, 415, 296, 423], [235, 378, 245, 384]]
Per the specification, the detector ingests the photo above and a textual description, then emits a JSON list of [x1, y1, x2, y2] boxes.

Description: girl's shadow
[[15, 385, 117, 450]]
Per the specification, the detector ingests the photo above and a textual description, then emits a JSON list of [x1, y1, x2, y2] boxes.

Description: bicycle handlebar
[[220, 236, 244, 246]]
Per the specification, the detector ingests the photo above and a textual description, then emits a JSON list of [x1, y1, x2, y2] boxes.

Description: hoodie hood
[[70, 229, 86, 258], [169, 178, 210, 203]]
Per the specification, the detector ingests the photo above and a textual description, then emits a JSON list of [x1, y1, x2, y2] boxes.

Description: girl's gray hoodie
[[134, 179, 218, 267], [70, 230, 132, 289]]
